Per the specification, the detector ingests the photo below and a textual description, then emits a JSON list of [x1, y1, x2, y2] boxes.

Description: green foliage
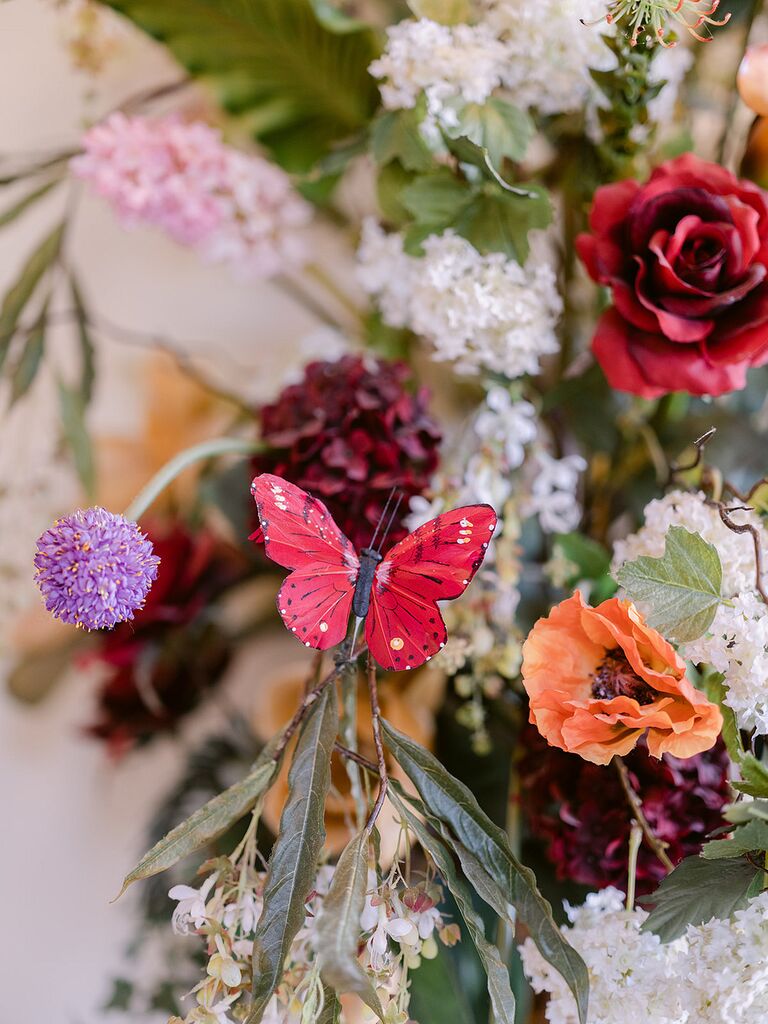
[[58, 378, 97, 497], [316, 831, 384, 1019], [249, 687, 338, 1023], [116, 747, 279, 897], [551, 533, 616, 603], [702, 671, 744, 766], [641, 856, 763, 942], [370, 107, 435, 172], [408, 0, 471, 23], [734, 755, 768, 798], [0, 221, 63, 374], [10, 301, 47, 405], [382, 720, 589, 1024], [101, 0, 380, 171], [0, 178, 60, 229], [702, 818, 768, 860], [615, 526, 723, 643], [452, 99, 534, 169]]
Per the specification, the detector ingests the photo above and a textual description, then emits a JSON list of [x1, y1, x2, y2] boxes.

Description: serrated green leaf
[[249, 686, 338, 1023], [10, 303, 47, 405], [400, 168, 473, 229], [702, 818, 768, 860], [452, 184, 552, 263], [0, 178, 60, 230], [392, 789, 517, 1024], [454, 99, 534, 168], [102, 0, 379, 171], [724, 799, 768, 825], [57, 379, 96, 497], [641, 856, 762, 941], [734, 754, 768, 798], [0, 221, 64, 373], [615, 526, 723, 643], [382, 720, 589, 1024], [116, 748, 279, 898], [408, 0, 471, 24], [317, 831, 384, 1019], [370, 108, 434, 172]]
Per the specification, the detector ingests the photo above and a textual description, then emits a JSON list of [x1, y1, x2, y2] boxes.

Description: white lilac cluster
[[357, 222, 562, 379], [168, 835, 457, 1024], [368, 17, 507, 130], [612, 490, 768, 734], [520, 887, 768, 1024]]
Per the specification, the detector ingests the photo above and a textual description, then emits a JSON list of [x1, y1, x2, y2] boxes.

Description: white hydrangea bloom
[[524, 451, 586, 534], [612, 490, 768, 733], [369, 17, 507, 129], [479, 0, 616, 116], [357, 222, 562, 379]]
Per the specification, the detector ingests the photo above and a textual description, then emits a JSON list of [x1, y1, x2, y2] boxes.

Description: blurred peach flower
[[738, 44, 768, 117], [521, 592, 722, 766]]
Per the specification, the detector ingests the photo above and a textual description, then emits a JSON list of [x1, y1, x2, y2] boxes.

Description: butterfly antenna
[[377, 493, 403, 553], [368, 487, 396, 550]]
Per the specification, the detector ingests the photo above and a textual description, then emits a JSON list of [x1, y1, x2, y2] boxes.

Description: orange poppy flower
[[521, 592, 722, 766]]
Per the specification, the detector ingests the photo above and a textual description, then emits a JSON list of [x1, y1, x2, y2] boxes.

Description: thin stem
[[273, 273, 351, 333], [626, 821, 643, 912], [123, 437, 261, 521], [303, 263, 365, 326], [714, 504, 768, 605], [340, 662, 367, 829], [668, 426, 717, 484], [614, 756, 674, 872], [334, 742, 377, 774], [365, 654, 389, 834]]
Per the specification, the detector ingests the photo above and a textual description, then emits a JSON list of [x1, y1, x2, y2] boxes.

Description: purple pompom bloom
[[34, 507, 160, 630]]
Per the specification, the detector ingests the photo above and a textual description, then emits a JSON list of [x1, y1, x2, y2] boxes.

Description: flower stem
[[615, 756, 674, 871], [626, 821, 643, 912], [365, 654, 389, 834], [123, 436, 261, 522]]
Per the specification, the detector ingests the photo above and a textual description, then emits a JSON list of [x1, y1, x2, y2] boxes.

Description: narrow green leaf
[[452, 185, 552, 263], [249, 686, 338, 1023], [0, 178, 60, 230], [0, 221, 64, 373], [10, 304, 47, 404], [317, 986, 342, 1024], [392, 789, 516, 1024], [70, 276, 96, 404], [116, 749, 279, 898], [382, 721, 589, 1024], [702, 671, 744, 765], [454, 99, 534, 168], [370, 108, 434, 172], [616, 526, 723, 643], [317, 831, 384, 1019], [641, 856, 762, 941], [702, 818, 768, 860], [57, 379, 96, 497]]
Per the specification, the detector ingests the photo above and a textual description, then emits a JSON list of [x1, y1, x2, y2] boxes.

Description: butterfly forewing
[[366, 504, 497, 671], [252, 474, 359, 650]]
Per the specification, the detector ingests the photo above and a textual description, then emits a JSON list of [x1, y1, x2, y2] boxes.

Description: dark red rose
[[519, 727, 730, 894], [252, 355, 441, 550], [577, 154, 768, 397], [84, 524, 243, 757]]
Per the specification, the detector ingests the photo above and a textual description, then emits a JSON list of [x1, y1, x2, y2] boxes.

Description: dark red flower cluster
[[577, 154, 768, 397], [519, 727, 730, 894], [84, 524, 242, 757], [252, 355, 441, 549]]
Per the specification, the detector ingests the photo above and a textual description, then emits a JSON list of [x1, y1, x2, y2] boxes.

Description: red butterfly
[[251, 473, 497, 672]]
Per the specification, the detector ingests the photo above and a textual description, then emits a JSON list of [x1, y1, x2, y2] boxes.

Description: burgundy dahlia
[[84, 524, 241, 757], [519, 727, 730, 894], [252, 355, 441, 549]]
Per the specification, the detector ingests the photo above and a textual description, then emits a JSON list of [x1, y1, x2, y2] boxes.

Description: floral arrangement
[[7, 2, 768, 1023]]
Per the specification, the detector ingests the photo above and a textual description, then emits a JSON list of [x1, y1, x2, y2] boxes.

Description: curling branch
[[615, 756, 674, 872], [715, 504, 768, 605], [668, 427, 717, 483]]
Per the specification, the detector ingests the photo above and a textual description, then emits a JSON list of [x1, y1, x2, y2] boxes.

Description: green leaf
[[102, 0, 379, 171], [57, 379, 96, 497], [249, 686, 338, 1023], [382, 720, 589, 1024], [452, 184, 552, 263], [376, 160, 417, 225], [724, 799, 768, 825], [392, 789, 517, 1024], [400, 168, 473, 230], [0, 221, 64, 373], [615, 525, 723, 643], [317, 831, 384, 1019], [370, 108, 434, 172], [70, 277, 96, 404], [10, 303, 47, 404], [702, 671, 744, 765], [454, 99, 534, 168], [317, 987, 342, 1024], [116, 749, 279, 898], [408, 0, 471, 24], [702, 818, 768, 860], [641, 856, 763, 941], [308, 0, 366, 32], [733, 754, 768, 799], [0, 178, 60, 230]]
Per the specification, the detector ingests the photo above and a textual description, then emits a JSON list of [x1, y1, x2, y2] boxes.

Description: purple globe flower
[[34, 507, 160, 630]]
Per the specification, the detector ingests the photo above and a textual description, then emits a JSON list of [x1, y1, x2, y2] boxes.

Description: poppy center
[[591, 648, 655, 705]]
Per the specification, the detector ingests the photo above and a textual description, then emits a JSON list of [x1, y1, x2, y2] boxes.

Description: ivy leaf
[[249, 686, 338, 1023], [702, 819, 768, 860], [382, 720, 589, 1024], [452, 184, 552, 263], [116, 747, 279, 898], [102, 0, 379, 171], [454, 99, 534, 168], [370, 107, 434, 172], [0, 221, 64, 374], [408, 0, 471, 24], [317, 831, 384, 1019], [392, 789, 517, 1024], [641, 856, 763, 942], [615, 526, 723, 643]]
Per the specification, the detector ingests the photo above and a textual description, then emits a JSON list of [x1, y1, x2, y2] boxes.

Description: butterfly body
[[251, 473, 496, 672]]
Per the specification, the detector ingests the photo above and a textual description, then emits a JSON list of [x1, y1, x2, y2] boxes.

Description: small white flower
[[207, 935, 242, 989], [169, 874, 217, 935], [525, 451, 586, 534]]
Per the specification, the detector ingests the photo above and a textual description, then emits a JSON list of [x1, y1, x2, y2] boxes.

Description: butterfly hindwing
[[252, 474, 359, 650], [366, 504, 497, 671]]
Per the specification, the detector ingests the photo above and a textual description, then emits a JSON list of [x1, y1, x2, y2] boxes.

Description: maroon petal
[[628, 188, 733, 252], [635, 258, 715, 342]]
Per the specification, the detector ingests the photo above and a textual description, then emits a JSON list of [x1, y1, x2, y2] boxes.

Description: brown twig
[[614, 756, 674, 872], [365, 654, 389, 833], [334, 742, 377, 774], [667, 427, 717, 484], [715, 504, 768, 605]]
